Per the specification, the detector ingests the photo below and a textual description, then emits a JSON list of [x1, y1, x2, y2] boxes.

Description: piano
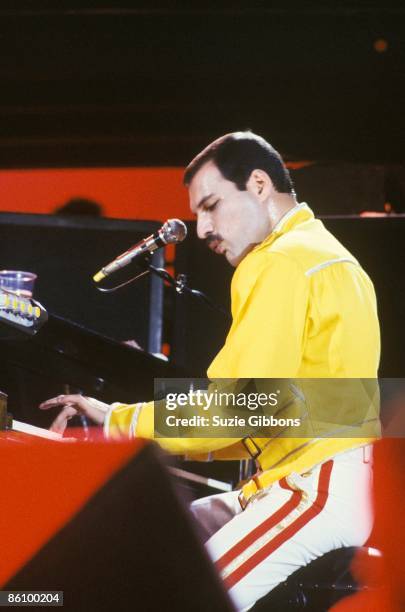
[[0, 290, 237, 495]]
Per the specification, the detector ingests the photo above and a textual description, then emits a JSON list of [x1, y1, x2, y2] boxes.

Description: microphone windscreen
[[162, 219, 187, 244]]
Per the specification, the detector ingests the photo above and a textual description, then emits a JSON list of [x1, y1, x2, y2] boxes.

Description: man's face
[[188, 161, 271, 267]]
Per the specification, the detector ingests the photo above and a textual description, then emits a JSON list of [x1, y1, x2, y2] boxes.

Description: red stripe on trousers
[[223, 460, 334, 590], [215, 476, 301, 573]]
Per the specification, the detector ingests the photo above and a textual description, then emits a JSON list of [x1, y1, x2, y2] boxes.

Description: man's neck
[[268, 193, 298, 232]]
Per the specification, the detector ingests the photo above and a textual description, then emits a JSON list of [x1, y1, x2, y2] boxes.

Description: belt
[[238, 470, 276, 510], [237, 441, 373, 510], [238, 467, 314, 510], [238, 436, 271, 510]]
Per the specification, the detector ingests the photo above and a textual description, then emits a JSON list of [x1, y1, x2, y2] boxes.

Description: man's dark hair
[[184, 131, 294, 193]]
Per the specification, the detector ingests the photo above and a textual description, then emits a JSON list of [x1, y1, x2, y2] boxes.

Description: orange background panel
[[0, 434, 147, 586], [0, 167, 192, 220]]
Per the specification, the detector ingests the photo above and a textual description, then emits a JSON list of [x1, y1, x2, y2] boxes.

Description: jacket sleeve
[[104, 399, 249, 457]]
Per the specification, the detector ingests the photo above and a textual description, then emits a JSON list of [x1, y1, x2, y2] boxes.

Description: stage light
[[374, 38, 388, 53]]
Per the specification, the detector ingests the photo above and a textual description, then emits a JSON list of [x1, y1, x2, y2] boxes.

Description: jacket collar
[[253, 202, 314, 252]]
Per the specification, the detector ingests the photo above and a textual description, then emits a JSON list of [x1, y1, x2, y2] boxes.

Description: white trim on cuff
[[129, 403, 144, 438], [103, 402, 122, 439]]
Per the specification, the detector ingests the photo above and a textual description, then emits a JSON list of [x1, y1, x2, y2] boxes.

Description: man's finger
[[39, 394, 83, 410], [40, 395, 106, 427], [49, 405, 78, 434]]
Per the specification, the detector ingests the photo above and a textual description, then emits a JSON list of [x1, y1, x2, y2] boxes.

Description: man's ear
[[246, 169, 274, 202]]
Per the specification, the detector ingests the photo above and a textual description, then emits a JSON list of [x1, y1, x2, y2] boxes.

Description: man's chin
[[226, 244, 256, 267], [225, 251, 242, 267]]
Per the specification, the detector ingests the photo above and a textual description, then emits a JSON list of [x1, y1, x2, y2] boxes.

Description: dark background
[[0, 2, 403, 168]]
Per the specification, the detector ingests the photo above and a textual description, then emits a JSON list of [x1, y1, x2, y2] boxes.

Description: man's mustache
[[205, 234, 224, 248]]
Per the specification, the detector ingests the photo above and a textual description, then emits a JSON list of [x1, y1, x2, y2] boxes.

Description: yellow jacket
[[106, 204, 380, 485]]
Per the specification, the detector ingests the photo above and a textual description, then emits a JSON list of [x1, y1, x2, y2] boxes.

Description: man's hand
[[39, 395, 109, 434]]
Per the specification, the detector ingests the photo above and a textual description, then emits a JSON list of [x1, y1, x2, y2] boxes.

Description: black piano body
[[0, 311, 238, 495]]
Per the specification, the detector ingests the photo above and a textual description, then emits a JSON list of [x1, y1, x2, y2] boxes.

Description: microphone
[[93, 218, 187, 283]]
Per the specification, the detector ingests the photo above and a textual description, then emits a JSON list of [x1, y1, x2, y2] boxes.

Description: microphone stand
[[94, 256, 231, 322], [148, 264, 231, 321]]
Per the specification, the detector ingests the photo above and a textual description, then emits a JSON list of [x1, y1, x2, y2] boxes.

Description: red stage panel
[[0, 167, 190, 220], [0, 434, 146, 586]]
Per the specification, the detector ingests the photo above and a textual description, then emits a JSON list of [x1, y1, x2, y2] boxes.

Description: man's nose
[[196, 214, 214, 239]]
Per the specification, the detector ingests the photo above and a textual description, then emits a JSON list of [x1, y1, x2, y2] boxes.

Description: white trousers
[[190, 445, 373, 611]]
